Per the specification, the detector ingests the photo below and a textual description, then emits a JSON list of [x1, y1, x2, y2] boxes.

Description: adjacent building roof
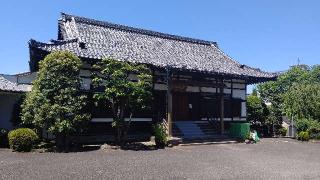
[[0, 74, 32, 93], [29, 13, 276, 83]]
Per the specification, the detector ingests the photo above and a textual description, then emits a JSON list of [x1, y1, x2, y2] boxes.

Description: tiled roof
[[29, 13, 277, 82], [0, 75, 31, 93]]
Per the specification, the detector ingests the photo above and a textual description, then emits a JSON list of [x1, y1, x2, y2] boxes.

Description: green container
[[230, 122, 250, 139]]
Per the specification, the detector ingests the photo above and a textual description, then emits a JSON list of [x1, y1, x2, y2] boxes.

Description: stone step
[[172, 121, 222, 139]]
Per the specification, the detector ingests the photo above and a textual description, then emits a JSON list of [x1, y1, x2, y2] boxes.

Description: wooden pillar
[[231, 79, 234, 121], [219, 78, 225, 134], [151, 69, 155, 121], [166, 68, 173, 136]]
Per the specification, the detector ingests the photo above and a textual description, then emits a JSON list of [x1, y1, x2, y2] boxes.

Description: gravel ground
[[0, 138, 320, 180]]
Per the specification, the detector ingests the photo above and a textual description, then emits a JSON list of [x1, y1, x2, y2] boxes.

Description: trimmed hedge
[[8, 128, 39, 152]]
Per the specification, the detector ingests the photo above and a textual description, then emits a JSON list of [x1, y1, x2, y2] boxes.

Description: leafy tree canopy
[[284, 83, 320, 120], [247, 93, 269, 125], [92, 58, 152, 144], [21, 51, 90, 136], [257, 65, 320, 124]]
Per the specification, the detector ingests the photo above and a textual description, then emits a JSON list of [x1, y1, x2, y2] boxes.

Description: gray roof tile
[[29, 13, 276, 82], [0, 75, 31, 92]]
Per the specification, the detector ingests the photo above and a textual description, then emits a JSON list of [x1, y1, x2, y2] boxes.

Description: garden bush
[[296, 118, 311, 132], [296, 118, 320, 139], [307, 121, 320, 135], [297, 131, 310, 141], [21, 51, 90, 151], [153, 123, 168, 148], [278, 127, 287, 137], [296, 118, 320, 132], [8, 128, 39, 152], [0, 128, 9, 148]]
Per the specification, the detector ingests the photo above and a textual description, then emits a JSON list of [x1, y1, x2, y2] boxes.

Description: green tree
[[257, 65, 320, 135], [258, 66, 308, 108], [21, 51, 90, 150], [10, 95, 25, 127], [284, 83, 320, 120], [92, 58, 152, 145], [247, 93, 267, 124], [247, 91, 272, 136], [307, 65, 320, 84], [257, 66, 310, 131]]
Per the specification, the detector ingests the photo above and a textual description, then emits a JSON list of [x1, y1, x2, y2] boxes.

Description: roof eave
[[28, 40, 278, 83]]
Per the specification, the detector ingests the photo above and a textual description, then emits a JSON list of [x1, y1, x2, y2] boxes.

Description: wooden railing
[[206, 115, 221, 131], [162, 118, 170, 136]]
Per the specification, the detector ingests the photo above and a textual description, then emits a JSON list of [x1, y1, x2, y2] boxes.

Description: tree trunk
[[112, 100, 129, 146], [36, 127, 43, 140], [118, 101, 126, 146], [56, 133, 69, 152], [116, 126, 122, 145], [64, 134, 70, 153], [56, 133, 64, 152]]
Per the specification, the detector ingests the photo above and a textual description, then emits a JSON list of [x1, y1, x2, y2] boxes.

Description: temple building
[[1, 13, 276, 139]]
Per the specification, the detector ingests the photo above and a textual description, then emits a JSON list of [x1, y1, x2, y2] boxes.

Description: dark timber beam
[[166, 67, 173, 136], [219, 78, 225, 134]]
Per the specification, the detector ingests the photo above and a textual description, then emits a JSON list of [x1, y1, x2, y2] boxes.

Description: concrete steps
[[172, 121, 222, 140]]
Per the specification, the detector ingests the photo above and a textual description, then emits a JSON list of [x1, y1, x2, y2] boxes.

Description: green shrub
[[296, 118, 320, 132], [8, 128, 39, 152], [278, 127, 287, 137], [153, 123, 168, 148], [296, 118, 320, 139], [296, 118, 311, 132], [308, 122, 320, 135], [0, 128, 9, 148], [297, 131, 310, 141]]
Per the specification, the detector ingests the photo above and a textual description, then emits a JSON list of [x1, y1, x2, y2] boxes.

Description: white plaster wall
[[223, 89, 231, 94], [80, 69, 91, 77], [225, 82, 232, 88], [232, 89, 246, 100], [201, 118, 234, 121], [154, 83, 167, 90], [81, 78, 91, 90], [233, 83, 246, 89], [241, 102, 247, 117], [200, 87, 216, 93], [0, 93, 21, 130], [92, 118, 152, 122], [186, 86, 200, 92], [232, 80, 247, 120]]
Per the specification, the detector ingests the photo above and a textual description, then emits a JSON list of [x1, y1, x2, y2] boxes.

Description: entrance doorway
[[172, 92, 200, 121]]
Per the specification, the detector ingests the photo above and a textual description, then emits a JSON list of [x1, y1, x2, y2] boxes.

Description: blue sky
[[0, 0, 319, 76]]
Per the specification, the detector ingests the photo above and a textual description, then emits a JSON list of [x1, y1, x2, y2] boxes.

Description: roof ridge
[[60, 12, 218, 46], [14, 72, 32, 76], [50, 38, 79, 44], [29, 38, 78, 47]]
